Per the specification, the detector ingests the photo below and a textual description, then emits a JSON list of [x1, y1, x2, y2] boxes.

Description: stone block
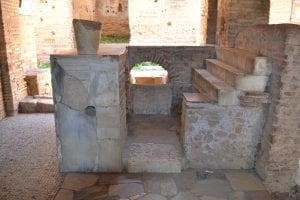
[[254, 57, 272, 76], [56, 103, 98, 172], [36, 98, 54, 113], [96, 107, 121, 128], [19, 97, 37, 113], [139, 193, 167, 200], [236, 75, 268, 92], [98, 139, 123, 172], [97, 128, 121, 140]]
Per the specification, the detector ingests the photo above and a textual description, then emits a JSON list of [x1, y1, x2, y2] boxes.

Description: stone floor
[[54, 169, 272, 200], [0, 114, 63, 200], [0, 114, 275, 200]]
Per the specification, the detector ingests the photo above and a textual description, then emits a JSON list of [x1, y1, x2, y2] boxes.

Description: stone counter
[[51, 53, 127, 172]]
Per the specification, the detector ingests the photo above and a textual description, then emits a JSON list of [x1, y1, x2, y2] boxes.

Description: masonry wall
[[129, 0, 203, 45], [73, 0, 96, 20], [217, 0, 270, 47], [0, 3, 5, 120], [0, 0, 38, 116], [96, 0, 129, 38], [127, 46, 216, 113], [205, 0, 218, 44], [235, 24, 300, 193], [34, 0, 74, 61]]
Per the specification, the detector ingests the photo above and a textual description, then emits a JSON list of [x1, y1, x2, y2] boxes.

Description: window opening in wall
[[130, 62, 168, 85], [19, 0, 33, 15]]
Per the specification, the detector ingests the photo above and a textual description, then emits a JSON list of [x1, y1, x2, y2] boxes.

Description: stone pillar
[[51, 53, 127, 172]]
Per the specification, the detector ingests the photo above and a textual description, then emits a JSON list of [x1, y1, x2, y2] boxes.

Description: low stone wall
[[131, 84, 172, 115], [127, 46, 216, 113], [181, 99, 265, 169]]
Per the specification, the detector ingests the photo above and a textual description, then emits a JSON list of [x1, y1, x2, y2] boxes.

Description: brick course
[[217, 0, 269, 47]]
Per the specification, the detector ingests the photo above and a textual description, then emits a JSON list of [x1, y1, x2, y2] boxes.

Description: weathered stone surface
[[244, 191, 272, 200], [62, 74, 89, 111], [36, 98, 54, 113], [138, 193, 167, 200], [181, 102, 265, 169], [108, 183, 144, 198], [61, 173, 99, 191], [56, 103, 98, 172], [253, 57, 272, 76], [131, 84, 172, 115], [54, 189, 74, 200], [225, 172, 266, 191], [236, 75, 268, 92], [128, 143, 181, 173], [74, 185, 108, 200], [171, 192, 198, 200], [52, 55, 126, 172], [143, 175, 177, 197], [160, 177, 178, 197], [190, 179, 232, 198], [200, 196, 226, 200], [19, 97, 37, 113]]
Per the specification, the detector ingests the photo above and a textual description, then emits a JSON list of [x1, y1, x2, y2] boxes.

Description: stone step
[[19, 96, 54, 113], [216, 47, 257, 73], [192, 69, 239, 106], [183, 93, 215, 104], [128, 143, 182, 173], [206, 59, 245, 87]]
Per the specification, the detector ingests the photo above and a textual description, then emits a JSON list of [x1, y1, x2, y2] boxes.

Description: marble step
[[206, 59, 245, 87], [216, 47, 257, 73], [192, 69, 239, 106], [128, 143, 182, 173]]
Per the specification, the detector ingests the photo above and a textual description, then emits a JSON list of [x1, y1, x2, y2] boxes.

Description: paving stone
[[160, 177, 178, 197], [74, 185, 108, 200], [244, 190, 272, 200], [190, 178, 232, 198], [108, 183, 145, 198], [138, 193, 167, 200], [173, 169, 198, 191], [128, 143, 181, 173], [171, 191, 198, 200], [225, 172, 266, 191], [62, 173, 99, 191], [54, 189, 74, 200], [200, 196, 227, 200]]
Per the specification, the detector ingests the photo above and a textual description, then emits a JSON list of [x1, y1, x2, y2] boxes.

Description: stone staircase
[[190, 47, 271, 105]]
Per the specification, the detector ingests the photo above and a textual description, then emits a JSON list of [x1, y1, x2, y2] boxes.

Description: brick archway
[[128, 55, 179, 82]]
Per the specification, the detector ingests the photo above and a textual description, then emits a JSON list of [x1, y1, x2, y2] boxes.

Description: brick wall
[[0, 3, 5, 120], [0, 0, 38, 116], [206, 0, 217, 44], [34, 0, 74, 61], [236, 24, 300, 193], [96, 0, 129, 37], [217, 0, 270, 47], [73, 0, 96, 21], [129, 0, 203, 45]]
